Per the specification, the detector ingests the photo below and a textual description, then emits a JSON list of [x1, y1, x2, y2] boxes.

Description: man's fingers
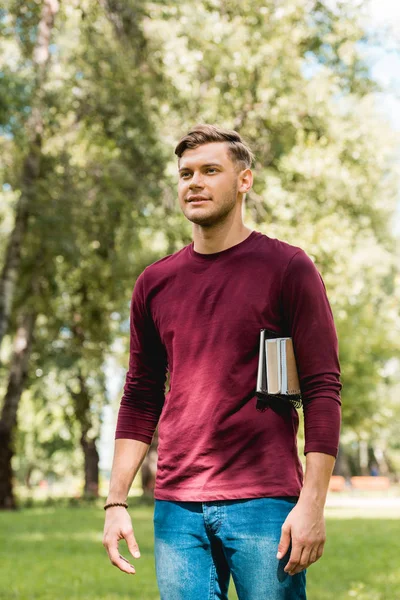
[[296, 546, 311, 572], [104, 539, 136, 574], [276, 523, 291, 559], [284, 543, 302, 574], [290, 545, 314, 574], [316, 541, 325, 561], [308, 545, 319, 565], [124, 527, 141, 559], [110, 545, 136, 574], [289, 540, 325, 575]]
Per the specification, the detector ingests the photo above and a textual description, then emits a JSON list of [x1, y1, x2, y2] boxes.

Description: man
[[103, 124, 342, 599]]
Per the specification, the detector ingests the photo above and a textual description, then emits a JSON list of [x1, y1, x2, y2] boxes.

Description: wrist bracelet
[[103, 502, 128, 510]]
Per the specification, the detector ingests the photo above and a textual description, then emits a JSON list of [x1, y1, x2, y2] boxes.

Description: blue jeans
[[153, 497, 306, 600]]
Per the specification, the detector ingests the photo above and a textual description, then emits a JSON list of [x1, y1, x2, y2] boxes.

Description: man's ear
[[238, 168, 253, 194]]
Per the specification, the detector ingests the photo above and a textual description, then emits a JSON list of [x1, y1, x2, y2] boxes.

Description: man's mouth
[[187, 196, 210, 202]]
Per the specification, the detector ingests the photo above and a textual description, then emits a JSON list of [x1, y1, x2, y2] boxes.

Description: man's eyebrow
[[178, 162, 223, 173]]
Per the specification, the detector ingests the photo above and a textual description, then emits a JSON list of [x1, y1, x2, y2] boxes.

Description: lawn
[[1, 501, 399, 600]]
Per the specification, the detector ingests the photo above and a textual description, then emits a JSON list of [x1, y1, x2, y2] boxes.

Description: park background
[[1, 0, 400, 598]]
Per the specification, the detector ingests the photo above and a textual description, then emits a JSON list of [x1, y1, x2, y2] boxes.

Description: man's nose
[[189, 172, 204, 188]]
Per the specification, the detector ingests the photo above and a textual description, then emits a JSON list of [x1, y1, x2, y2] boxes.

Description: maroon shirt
[[115, 230, 341, 501]]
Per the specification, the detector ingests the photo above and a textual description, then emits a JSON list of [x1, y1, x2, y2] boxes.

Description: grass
[[1, 500, 399, 600]]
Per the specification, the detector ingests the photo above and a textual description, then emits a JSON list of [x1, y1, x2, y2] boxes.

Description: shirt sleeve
[[281, 250, 342, 457], [115, 270, 168, 444]]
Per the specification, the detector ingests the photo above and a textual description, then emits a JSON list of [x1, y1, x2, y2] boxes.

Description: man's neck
[[192, 224, 254, 254]]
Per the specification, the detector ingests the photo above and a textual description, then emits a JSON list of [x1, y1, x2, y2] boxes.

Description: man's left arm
[[277, 452, 335, 574], [278, 249, 342, 575]]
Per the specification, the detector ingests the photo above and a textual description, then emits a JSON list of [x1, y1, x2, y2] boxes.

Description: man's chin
[[186, 215, 218, 227], [182, 202, 234, 226], [184, 210, 216, 226]]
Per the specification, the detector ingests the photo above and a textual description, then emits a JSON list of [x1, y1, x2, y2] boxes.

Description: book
[[266, 338, 281, 394], [256, 329, 302, 408], [265, 338, 300, 396]]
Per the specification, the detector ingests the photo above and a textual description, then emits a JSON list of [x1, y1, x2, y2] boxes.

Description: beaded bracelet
[[103, 502, 128, 510]]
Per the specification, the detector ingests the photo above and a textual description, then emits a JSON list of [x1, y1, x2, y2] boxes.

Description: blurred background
[[1, 1, 400, 599]]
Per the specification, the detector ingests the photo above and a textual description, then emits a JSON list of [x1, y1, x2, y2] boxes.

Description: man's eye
[[207, 168, 216, 173], [181, 172, 191, 178]]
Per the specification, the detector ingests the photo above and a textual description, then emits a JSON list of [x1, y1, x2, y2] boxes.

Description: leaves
[[1, 0, 399, 485]]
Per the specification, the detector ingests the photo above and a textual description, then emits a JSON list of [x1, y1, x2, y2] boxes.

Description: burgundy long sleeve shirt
[[115, 230, 342, 501]]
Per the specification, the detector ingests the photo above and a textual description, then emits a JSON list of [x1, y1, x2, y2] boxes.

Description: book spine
[[280, 339, 287, 394], [256, 329, 266, 394]]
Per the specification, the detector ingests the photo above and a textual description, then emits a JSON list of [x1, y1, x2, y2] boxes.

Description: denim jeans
[[153, 497, 306, 600]]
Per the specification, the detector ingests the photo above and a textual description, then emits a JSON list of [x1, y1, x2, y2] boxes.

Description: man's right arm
[[102, 439, 150, 575], [103, 270, 168, 575], [105, 438, 150, 506], [114, 270, 168, 444]]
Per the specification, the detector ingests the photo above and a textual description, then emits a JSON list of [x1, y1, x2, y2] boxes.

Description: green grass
[[1, 502, 399, 600]]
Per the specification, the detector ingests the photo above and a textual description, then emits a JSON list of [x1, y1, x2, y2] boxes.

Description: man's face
[[177, 142, 244, 227]]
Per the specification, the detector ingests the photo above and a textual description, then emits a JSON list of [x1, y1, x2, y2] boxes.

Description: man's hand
[[276, 500, 326, 576], [103, 506, 141, 575]]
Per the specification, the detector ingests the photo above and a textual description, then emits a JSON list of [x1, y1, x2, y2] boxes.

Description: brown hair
[[174, 124, 255, 172]]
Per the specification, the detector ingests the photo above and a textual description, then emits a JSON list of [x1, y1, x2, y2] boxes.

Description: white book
[[256, 330, 302, 407], [280, 339, 288, 394], [265, 339, 281, 394]]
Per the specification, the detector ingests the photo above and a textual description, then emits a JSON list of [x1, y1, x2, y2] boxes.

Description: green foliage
[[13, 382, 83, 487], [144, 0, 400, 438], [0, 0, 399, 483]]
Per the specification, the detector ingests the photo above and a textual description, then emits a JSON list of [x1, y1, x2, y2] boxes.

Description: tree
[[0, 0, 59, 349], [0, 0, 175, 505], [1, 0, 399, 504], [143, 0, 400, 435]]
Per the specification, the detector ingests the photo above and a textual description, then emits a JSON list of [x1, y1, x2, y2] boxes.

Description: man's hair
[[174, 124, 255, 172]]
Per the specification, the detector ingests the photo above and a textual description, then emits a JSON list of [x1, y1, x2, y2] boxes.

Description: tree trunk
[[0, 425, 15, 510], [0, 311, 36, 510], [81, 434, 100, 498], [25, 464, 34, 489], [359, 439, 369, 476], [0, 0, 59, 350], [332, 443, 352, 478], [68, 370, 100, 499]]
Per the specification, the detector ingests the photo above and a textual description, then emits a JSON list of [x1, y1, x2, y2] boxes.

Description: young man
[[103, 124, 342, 599]]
